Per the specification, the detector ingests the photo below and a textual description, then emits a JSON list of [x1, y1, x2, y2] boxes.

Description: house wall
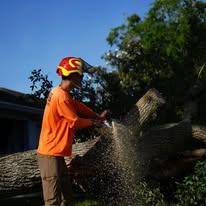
[[27, 119, 41, 149], [0, 88, 43, 155], [0, 118, 24, 154], [0, 115, 42, 155]]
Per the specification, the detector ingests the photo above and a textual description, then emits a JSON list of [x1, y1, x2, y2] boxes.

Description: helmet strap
[[62, 75, 81, 89], [70, 80, 81, 89]]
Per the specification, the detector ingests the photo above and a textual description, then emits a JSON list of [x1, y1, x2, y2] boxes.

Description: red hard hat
[[56, 57, 83, 77]]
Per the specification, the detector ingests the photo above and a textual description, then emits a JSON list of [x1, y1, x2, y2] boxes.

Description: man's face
[[70, 73, 83, 88]]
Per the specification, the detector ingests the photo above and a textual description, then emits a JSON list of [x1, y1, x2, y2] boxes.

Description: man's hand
[[99, 110, 109, 121], [92, 119, 102, 127], [93, 110, 110, 127]]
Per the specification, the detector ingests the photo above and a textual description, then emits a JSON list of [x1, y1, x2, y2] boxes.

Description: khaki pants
[[37, 153, 73, 206]]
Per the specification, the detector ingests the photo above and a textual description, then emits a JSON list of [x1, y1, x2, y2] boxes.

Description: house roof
[[0, 100, 43, 115], [0, 87, 32, 104], [0, 87, 43, 115], [0, 87, 24, 96]]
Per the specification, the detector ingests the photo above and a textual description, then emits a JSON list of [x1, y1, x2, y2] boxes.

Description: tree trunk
[[4, 88, 206, 197], [0, 137, 101, 198], [139, 120, 193, 161], [0, 88, 167, 198], [2, 87, 206, 198], [142, 125, 206, 179], [192, 125, 206, 144]]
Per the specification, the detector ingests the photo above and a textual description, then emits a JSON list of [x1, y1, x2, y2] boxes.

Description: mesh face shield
[[79, 58, 96, 74]]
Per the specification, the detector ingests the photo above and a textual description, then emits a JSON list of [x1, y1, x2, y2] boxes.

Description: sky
[[0, 0, 154, 94]]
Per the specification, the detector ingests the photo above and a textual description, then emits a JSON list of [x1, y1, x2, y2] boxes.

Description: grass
[[74, 199, 105, 206], [0, 196, 105, 206]]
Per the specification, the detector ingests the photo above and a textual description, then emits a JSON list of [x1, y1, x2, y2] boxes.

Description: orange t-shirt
[[37, 86, 96, 156]]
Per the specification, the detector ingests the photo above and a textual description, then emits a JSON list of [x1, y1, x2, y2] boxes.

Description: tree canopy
[[29, 0, 206, 123], [102, 0, 206, 122]]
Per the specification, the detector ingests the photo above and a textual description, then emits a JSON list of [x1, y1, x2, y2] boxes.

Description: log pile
[[1, 88, 206, 199]]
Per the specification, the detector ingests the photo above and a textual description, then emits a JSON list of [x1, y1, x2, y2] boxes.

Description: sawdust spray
[[95, 120, 143, 206]]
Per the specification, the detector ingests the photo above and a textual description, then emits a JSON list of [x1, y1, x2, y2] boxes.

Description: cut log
[[139, 120, 193, 160], [192, 125, 206, 143], [0, 88, 166, 198], [181, 148, 206, 158], [111, 119, 194, 178], [148, 156, 197, 180], [0, 137, 101, 198], [122, 88, 166, 132], [140, 124, 206, 180]]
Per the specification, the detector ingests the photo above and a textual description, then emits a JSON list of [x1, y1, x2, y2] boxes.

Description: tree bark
[[2, 87, 206, 198], [139, 120, 193, 161], [192, 125, 206, 143], [0, 137, 101, 198], [142, 125, 206, 180], [4, 88, 206, 197], [0, 88, 167, 198]]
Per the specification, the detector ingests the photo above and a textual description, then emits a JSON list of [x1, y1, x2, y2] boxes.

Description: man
[[37, 57, 107, 206]]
